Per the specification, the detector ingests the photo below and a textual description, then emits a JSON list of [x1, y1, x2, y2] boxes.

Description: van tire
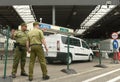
[[88, 55, 93, 62], [63, 56, 72, 64]]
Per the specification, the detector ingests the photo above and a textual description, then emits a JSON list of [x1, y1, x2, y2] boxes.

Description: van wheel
[[88, 55, 93, 62], [64, 56, 72, 64]]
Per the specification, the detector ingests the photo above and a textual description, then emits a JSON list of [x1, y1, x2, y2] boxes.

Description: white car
[[44, 34, 93, 64]]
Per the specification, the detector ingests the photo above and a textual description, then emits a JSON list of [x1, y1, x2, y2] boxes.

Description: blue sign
[[39, 24, 51, 29], [113, 40, 119, 49]]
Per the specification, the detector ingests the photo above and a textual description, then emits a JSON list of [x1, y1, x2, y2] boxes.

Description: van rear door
[[44, 35, 58, 57]]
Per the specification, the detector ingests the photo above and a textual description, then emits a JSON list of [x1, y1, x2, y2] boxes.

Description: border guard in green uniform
[[27, 22, 50, 81], [11, 23, 28, 78]]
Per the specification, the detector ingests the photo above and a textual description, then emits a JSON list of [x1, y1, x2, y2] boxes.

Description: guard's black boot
[[12, 74, 16, 78], [21, 72, 28, 76], [29, 78, 33, 81], [43, 75, 50, 80]]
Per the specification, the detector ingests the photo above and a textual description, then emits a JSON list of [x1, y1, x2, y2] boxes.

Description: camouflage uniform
[[28, 28, 47, 79], [12, 30, 28, 75]]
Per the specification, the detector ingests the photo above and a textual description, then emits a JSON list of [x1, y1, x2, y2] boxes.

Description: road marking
[[82, 68, 120, 82], [107, 76, 120, 82], [41, 68, 101, 82]]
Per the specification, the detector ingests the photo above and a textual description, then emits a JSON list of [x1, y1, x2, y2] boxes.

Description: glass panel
[[82, 41, 89, 49], [61, 36, 80, 47]]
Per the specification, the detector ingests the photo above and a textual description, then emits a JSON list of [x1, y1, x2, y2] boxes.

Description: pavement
[[0, 57, 120, 82]]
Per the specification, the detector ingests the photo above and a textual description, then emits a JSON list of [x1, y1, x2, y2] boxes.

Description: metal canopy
[[0, 6, 23, 29], [0, 5, 120, 39], [0, 5, 95, 30], [82, 5, 120, 38], [80, 5, 116, 28], [13, 5, 36, 23], [33, 5, 96, 30]]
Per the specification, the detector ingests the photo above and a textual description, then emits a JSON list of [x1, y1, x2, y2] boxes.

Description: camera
[[106, 0, 112, 8]]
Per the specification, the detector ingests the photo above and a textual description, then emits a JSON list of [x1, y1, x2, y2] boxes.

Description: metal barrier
[[93, 49, 120, 68], [93, 45, 107, 68], [61, 35, 77, 74], [0, 25, 12, 82], [0, 26, 14, 60]]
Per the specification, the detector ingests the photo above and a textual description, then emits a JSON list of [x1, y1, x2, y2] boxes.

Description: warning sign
[[111, 32, 118, 39]]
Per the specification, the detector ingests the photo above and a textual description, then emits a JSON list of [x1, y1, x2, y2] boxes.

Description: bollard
[[94, 44, 107, 68], [98, 49, 101, 65], [67, 35, 70, 70], [113, 50, 119, 64]]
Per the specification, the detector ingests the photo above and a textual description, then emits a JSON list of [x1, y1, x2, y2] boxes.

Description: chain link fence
[[0, 25, 14, 65]]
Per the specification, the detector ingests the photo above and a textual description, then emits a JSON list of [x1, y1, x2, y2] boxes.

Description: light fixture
[[13, 5, 36, 23], [40, 18, 43, 23], [106, 0, 112, 8], [67, 25, 70, 27], [96, 24, 101, 27], [73, 11, 77, 15], [114, 12, 120, 15]]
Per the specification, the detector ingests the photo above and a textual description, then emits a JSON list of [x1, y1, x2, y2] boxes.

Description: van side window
[[69, 38, 80, 46], [82, 41, 89, 49], [61, 36, 68, 44], [61, 36, 80, 47]]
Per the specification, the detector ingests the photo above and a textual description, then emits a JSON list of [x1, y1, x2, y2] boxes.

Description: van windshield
[[82, 41, 90, 49], [61, 36, 81, 47]]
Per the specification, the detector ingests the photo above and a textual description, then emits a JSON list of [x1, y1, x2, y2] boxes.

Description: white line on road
[[41, 68, 101, 82], [107, 76, 120, 82], [82, 68, 120, 82]]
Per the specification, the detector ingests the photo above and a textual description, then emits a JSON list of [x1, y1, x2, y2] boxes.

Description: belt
[[15, 43, 26, 47], [16, 45, 26, 47], [30, 44, 42, 46]]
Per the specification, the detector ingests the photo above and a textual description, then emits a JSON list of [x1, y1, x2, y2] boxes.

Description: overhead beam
[[0, 0, 119, 5], [65, 6, 76, 27]]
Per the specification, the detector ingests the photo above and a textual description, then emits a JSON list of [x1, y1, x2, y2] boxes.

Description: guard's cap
[[33, 22, 39, 26], [21, 23, 27, 27]]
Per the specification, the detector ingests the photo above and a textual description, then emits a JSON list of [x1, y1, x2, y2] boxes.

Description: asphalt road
[[44, 64, 120, 82], [1, 58, 120, 82]]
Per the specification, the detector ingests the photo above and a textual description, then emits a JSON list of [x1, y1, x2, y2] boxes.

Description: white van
[[44, 34, 93, 64]]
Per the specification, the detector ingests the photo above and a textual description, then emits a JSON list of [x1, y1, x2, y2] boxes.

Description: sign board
[[111, 32, 118, 39], [113, 39, 119, 49], [39, 24, 51, 29], [60, 28, 69, 32]]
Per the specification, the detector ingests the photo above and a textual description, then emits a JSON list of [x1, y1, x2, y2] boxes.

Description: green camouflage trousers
[[12, 46, 27, 74], [29, 45, 47, 78]]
